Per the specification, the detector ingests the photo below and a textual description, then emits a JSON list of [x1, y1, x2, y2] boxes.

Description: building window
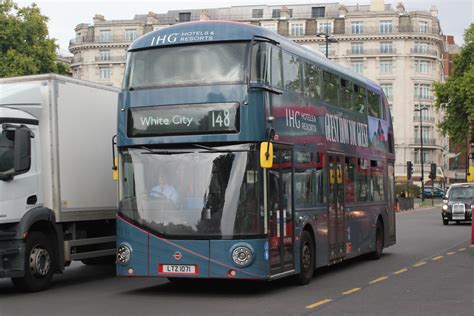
[[260, 22, 278, 32], [381, 83, 393, 100], [415, 60, 431, 73], [319, 44, 333, 56], [351, 22, 363, 34], [318, 22, 332, 34], [290, 23, 304, 37], [312, 6, 325, 18], [351, 60, 363, 73], [414, 42, 431, 53], [414, 83, 432, 100], [414, 148, 431, 164], [351, 42, 364, 54], [124, 29, 137, 41], [252, 9, 263, 18], [272, 9, 293, 18], [99, 67, 110, 80], [380, 60, 393, 73], [179, 12, 191, 22], [99, 50, 110, 61], [380, 42, 393, 53], [419, 21, 428, 33], [99, 30, 111, 42], [379, 20, 393, 33]]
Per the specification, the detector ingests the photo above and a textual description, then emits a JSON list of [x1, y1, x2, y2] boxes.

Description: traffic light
[[407, 161, 413, 180], [429, 163, 437, 180]]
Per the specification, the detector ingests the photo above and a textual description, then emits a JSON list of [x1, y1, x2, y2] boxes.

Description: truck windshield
[[119, 144, 263, 238], [0, 130, 14, 173], [126, 42, 248, 90]]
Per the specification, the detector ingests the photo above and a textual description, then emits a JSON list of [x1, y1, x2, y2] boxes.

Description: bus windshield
[[119, 144, 263, 238], [126, 42, 248, 89]]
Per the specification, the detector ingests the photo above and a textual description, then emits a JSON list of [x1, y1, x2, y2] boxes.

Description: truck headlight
[[117, 243, 132, 265], [231, 245, 254, 267], [442, 204, 448, 211]]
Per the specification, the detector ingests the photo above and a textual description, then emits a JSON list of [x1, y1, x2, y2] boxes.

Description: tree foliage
[[434, 24, 474, 147], [0, 0, 69, 77]]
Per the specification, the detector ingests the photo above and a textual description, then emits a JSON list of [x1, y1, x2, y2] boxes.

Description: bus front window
[[126, 43, 247, 89], [119, 145, 263, 238]]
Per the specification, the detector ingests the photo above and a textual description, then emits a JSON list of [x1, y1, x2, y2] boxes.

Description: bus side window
[[282, 51, 302, 93], [303, 62, 321, 100], [271, 46, 283, 89], [251, 42, 271, 85], [340, 79, 353, 109], [322, 71, 339, 106], [344, 157, 356, 203], [368, 91, 382, 118], [353, 85, 367, 114]]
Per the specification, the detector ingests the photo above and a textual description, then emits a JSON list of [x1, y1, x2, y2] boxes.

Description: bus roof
[[129, 21, 381, 92]]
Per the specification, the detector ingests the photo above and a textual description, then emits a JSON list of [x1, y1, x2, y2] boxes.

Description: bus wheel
[[295, 231, 314, 285], [12, 232, 54, 292], [370, 220, 384, 260]]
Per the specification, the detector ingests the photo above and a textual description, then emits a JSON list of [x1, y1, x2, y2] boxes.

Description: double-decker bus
[[115, 21, 396, 284]]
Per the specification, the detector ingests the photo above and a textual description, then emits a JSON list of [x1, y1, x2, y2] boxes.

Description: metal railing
[[94, 56, 126, 63], [413, 138, 437, 146], [343, 26, 441, 36], [346, 48, 397, 55], [413, 116, 435, 123], [70, 36, 136, 46], [414, 95, 434, 101], [410, 48, 438, 56]]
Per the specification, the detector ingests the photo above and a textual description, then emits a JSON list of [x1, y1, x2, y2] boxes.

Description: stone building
[[68, 0, 449, 180]]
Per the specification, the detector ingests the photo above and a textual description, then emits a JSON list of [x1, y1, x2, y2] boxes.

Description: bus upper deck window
[[368, 91, 382, 118]]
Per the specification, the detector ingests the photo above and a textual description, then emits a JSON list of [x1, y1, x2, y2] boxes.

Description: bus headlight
[[442, 204, 448, 212], [117, 243, 132, 265], [231, 245, 254, 267]]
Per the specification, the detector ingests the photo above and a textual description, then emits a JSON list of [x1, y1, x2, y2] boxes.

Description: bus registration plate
[[159, 264, 197, 275]]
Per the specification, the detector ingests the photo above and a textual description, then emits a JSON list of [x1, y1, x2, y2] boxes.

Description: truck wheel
[[294, 231, 314, 285], [12, 232, 54, 292], [369, 220, 384, 260]]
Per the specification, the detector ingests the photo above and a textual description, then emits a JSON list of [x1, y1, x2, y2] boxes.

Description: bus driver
[[150, 173, 179, 205]]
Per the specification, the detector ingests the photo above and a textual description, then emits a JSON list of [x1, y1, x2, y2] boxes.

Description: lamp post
[[316, 32, 337, 58], [415, 105, 428, 202]]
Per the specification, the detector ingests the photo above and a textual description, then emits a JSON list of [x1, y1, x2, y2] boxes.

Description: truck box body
[[0, 74, 118, 223], [0, 74, 119, 291]]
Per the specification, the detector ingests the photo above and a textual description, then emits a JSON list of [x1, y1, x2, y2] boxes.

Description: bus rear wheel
[[369, 220, 384, 260], [295, 231, 314, 285]]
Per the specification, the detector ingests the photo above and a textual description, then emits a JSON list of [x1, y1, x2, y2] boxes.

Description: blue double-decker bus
[[115, 21, 396, 284]]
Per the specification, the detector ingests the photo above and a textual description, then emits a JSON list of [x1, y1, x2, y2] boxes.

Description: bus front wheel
[[295, 231, 314, 285]]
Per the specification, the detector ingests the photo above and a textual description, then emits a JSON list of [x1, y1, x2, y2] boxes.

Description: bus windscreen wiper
[[140, 147, 192, 155], [192, 144, 250, 153]]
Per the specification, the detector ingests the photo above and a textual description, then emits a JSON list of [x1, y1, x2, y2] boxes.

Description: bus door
[[268, 146, 295, 276], [328, 154, 346, 261]]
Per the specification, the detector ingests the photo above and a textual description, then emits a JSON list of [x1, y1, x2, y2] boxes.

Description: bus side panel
[[209, 239, 269, 279], [117, 217, 149, 276], [148, 237, 210, 278], [344, 204, 372, 259]]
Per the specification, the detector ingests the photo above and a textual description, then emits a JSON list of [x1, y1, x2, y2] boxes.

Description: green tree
[[434, 24, 474, 146], [0, 0, 69, 77]]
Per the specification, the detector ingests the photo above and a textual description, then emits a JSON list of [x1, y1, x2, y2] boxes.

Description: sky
[[17, 0, 474, 53]]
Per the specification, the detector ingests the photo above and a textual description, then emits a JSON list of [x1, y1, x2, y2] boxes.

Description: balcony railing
[[69, 36, 136, 47], [410, 48, 438, 57], [346, 48, 396, 55], [413, 116, 435, 123], [414, 95, 434, 101], [413, 138, 437, 146], [94, 56, 126, 63], [343, 26, 441, 36]]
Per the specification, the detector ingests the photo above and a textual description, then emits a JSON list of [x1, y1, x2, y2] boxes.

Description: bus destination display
[[128, 103, 239, 137]]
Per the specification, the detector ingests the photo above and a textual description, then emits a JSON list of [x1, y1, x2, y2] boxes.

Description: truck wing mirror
[[13, 127, 32, 174]]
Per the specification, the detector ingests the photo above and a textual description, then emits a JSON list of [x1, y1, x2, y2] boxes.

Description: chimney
[[339, 5, 348, 18], [93, 14, 105, 23], [370, 0, 385, 12], [199, 9, 210, 21], [396, 2, 406, 14], [430, 5, 438, 17], [280, 6, 290, 20]]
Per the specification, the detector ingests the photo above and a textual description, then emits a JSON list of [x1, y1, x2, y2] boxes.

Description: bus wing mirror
[[260, 142, 273, 169]]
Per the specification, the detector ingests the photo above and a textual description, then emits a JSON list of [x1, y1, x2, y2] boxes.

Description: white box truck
[[0, 74, 118, 291]]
